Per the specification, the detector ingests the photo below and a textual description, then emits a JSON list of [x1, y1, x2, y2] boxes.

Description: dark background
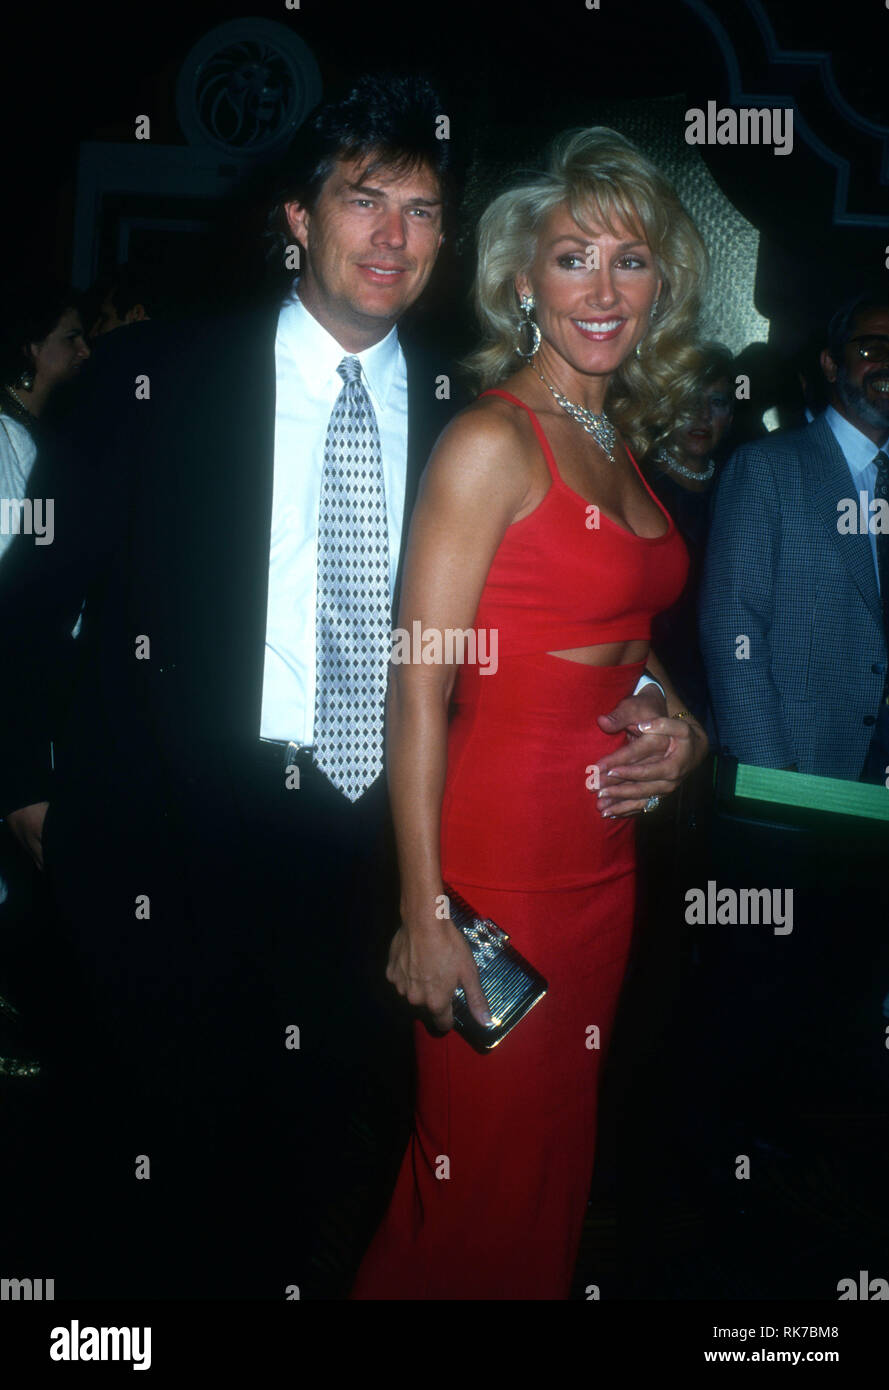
[[3, 0, 888, 351], [1, 0, 888, 1313]]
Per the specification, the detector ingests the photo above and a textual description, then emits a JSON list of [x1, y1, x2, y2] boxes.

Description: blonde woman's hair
[[465, 126, 710, 459]]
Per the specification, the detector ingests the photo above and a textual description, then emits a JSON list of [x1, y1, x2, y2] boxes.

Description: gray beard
[[836, 363, 889, 431]]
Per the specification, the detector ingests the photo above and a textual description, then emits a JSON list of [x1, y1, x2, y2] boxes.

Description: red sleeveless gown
[[351, 391, 688, 1299]]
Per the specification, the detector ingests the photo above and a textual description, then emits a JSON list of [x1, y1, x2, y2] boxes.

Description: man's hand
[[5, 802, 49, 870], [599, 685, 669, 742], [594, 688, 708, 817]]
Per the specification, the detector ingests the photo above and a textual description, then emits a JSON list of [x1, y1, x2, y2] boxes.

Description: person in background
[[0, 282, 90, 561], [692, 295, 889, 1175], [0, 281, 89, 1081], [700, 293, 889, 782], [610, 342, 734, 1282], [88, 266, 156, 338], [645, 341, 735, 724]]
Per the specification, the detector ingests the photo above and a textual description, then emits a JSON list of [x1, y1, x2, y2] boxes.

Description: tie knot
[[873, 450, 889, 470], [337, 356, 363, 386]]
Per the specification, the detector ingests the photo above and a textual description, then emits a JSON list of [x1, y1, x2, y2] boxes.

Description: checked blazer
[[699, 413, 887, 780]]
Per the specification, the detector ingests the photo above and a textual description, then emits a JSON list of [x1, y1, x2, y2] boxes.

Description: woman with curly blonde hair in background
[[352, 126, 711, 1300]]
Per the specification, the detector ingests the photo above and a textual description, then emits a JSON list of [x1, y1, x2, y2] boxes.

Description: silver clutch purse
[[445, 886, 548, 1052]]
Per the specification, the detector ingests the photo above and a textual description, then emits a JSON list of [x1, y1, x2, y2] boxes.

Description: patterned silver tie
[[314, 356, 390, 801]]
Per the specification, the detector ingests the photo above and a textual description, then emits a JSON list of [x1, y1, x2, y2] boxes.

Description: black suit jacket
[[0, 307, 466, 1301], [0, 304, 464, 826]]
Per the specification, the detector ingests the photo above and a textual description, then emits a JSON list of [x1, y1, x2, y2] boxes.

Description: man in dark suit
[[0, 73, 462, 1300]]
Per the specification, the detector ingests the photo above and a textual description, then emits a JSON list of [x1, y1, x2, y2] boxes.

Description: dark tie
[[874, 451, 889, 647], [313, 357, 390, 801]]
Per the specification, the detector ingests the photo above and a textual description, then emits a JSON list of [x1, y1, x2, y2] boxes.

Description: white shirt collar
[[277, 287, 401, 412], [824, 405, 887, 481]]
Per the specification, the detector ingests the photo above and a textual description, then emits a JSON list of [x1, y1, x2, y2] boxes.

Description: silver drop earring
[[636, 298, 660, 358], [514, 293, 541, 360]]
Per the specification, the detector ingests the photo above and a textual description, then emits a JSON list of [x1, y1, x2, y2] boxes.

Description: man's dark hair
[[109, 265, 158, 319], [826, 292, 889, 363], [263, 72, 452, 277]]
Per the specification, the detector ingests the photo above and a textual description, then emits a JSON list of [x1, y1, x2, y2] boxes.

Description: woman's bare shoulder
[[425, 390, 537, 491]]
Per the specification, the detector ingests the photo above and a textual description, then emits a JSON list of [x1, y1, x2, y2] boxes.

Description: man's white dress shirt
[[825, 405, 886, 593], [259, 292, 409, 743]]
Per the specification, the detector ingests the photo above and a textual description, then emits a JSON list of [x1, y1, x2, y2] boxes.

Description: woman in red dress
[[351, 127, 710, 1300]]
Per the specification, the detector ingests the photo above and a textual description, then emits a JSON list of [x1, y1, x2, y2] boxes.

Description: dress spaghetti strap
[[623, 444, 675, 531], [479, 388, 561, 485], [481, 388, 673, 536]]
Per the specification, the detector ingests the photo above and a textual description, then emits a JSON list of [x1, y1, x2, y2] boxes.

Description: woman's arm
[[384, 404, 531, 1033]]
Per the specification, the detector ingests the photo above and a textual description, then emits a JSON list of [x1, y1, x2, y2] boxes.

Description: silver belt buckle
[[259, 738, 315, 768], [283, 740, 315, 769]]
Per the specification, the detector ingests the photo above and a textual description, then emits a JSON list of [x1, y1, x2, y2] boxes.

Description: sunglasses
[[849, 335, 889, 364]]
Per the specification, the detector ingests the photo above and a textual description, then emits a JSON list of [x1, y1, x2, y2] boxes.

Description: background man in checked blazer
[[700, 293, 889, 784], [694, 294, 889, 1157]]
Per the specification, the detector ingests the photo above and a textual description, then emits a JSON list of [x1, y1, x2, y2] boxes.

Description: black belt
[[255, 739, 318, 773], [250, 739, 388, 830]]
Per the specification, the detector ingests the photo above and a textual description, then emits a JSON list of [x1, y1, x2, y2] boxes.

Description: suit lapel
[[399, 343, 430, 595], [240, 307, 279, 727], [807, 414, 883, 633], [396, 341, 436, 620], [194, 304, 278, 730]]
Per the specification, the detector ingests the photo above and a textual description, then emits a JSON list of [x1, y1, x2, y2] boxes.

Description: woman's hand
[[386, 909, 492, 1033], [594, 710, 709, 817]]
